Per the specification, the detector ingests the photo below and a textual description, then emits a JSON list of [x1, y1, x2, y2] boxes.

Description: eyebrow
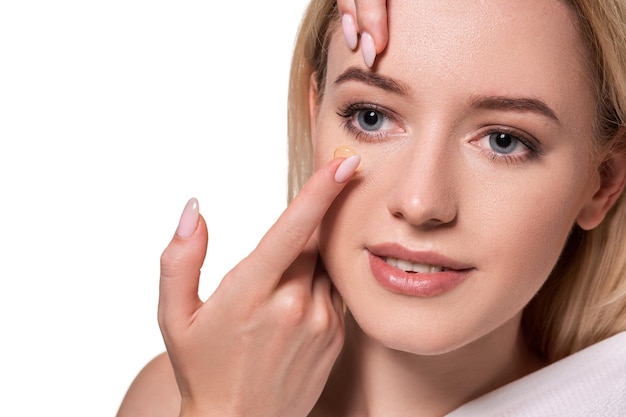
[[334, 66, 409, 95], [333, 67, 560, 123], [470, 95, 560, 124]]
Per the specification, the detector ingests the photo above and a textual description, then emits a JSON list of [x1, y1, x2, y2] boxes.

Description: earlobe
[[576, 150, 626, 230]]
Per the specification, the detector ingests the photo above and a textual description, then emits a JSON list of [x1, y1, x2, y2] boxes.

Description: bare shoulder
[[116, 352, 181, 417]]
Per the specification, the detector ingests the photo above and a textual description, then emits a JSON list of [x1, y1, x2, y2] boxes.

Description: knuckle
[[274, 291, 308, 326], [277, 224, 311, 252], [310, 306, 333, 335], [159, 247, 184, 278]]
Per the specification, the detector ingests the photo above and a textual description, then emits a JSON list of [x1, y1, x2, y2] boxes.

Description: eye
[[472, 128, 542, 164], [488, 132, 522, 154], [337, 102, 404, 142], [357, 109, 385, 131]]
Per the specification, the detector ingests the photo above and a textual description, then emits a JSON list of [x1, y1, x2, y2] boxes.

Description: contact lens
[[334, 145, 357, 159], [333, 145, 361, 174]]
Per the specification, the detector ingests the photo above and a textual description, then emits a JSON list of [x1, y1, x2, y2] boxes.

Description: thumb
[[158, 198, 208, 334]]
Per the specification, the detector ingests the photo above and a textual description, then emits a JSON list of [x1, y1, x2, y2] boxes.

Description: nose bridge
[[387, 127, 458, 227]]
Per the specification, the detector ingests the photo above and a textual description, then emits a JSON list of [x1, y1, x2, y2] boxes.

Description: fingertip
[[352, 1, 389, 60], [373, 29, 388, 55], [368, 9, 389, 54], [360, 32, 376, 68], [342, 13, 358, 50], [334, 155, 361, 183], [176, 198, 199, 238], [377, 19, 389, 53], [159, 204, 207, 326]]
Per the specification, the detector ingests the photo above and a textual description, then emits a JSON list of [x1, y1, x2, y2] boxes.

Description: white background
[[0, 1, 310, 415]]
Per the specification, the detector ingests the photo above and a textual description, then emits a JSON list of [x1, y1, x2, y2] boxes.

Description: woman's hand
[[338, 0, 389, 68], [158, 155, 361, 417]]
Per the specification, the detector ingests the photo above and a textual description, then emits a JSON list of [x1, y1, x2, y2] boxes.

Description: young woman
[[117, 0, 626, 415]]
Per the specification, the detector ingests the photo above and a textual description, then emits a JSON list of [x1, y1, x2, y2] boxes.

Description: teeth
[[384, 257, 445, 273]]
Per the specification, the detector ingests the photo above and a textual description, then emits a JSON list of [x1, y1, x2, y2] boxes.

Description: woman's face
[[312, 0, 601, 354]]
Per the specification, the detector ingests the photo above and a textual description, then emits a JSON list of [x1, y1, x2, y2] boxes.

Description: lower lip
[[368, 252, 471, 297]]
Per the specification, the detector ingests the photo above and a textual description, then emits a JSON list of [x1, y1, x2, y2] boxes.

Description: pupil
[[495, 133, 512, 148], [363, 111, 378, 126]]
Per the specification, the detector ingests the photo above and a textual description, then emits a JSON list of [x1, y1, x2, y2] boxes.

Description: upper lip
[[367, 243, 474, 271]]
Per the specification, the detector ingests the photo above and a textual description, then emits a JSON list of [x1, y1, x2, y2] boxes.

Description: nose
[[386, 140, 459, 229]]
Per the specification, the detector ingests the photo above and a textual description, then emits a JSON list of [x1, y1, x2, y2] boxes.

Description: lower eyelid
[[342, 120, 388, 142], [480, 149, 531, 165]]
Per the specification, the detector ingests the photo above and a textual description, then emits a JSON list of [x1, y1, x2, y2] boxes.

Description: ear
[[576, 148, 626, 230], [308, 72, 320, 143]]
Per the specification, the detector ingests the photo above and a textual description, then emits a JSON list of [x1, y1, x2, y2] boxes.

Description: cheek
[[319, 180, 370, 251], [469, 165, 591, 289], [317, 154, 413, 297], [320, 152, 592, 284], [316, 147, 594, 353], [317, 172, 384, 287]]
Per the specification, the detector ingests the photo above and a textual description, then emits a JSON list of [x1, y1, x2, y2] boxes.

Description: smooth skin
[[116, 155, 360, 417]]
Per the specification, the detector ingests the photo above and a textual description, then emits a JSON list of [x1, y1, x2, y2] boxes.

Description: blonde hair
[[287, 0, 338, 201], [522, 0, 626, 361], [287, 0, 626, 361]]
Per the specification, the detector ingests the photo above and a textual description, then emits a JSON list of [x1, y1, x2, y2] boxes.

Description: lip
[[367, 243, 473, 297]]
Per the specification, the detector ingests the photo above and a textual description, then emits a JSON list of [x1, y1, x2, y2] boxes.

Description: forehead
[[324, 0, 594, 125]]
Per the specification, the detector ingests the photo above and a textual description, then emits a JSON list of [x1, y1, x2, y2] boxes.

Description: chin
[[356, 314, 478, 355], [344, 292, 523, 358]]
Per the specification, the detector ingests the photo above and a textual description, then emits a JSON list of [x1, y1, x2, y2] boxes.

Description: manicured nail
[[334, 155, 361, 183], [342, 14, 358, 50], [361, 32, 376, 68], [176, 198, 199, 238], [333, 145, 362, 173]]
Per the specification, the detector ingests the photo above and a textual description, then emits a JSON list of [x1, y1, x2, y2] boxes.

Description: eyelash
[[478, 127, 544, 165], [336, 102, 400, 143], [337, 102, 544, 165]]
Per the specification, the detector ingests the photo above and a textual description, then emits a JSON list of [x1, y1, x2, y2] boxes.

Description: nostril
[[388, 200, 457, 229]]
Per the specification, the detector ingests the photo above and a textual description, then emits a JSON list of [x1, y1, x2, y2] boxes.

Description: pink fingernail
[[342, 14, 358, 50], [334, 155, 361, 183], [176, 198, 199, 238], [361, 32, 376, 68]]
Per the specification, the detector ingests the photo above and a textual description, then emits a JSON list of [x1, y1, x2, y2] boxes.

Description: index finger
[[338, 0, 389, 61], [353, 0, 389, 54], [235, 154, 361, 289]]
